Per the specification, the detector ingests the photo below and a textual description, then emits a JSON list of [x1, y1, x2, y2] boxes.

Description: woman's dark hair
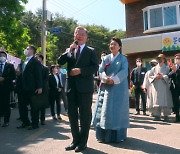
[[110, 37, 122, 53], [50, 65, 56, 74], [111, 37, 122, 47]]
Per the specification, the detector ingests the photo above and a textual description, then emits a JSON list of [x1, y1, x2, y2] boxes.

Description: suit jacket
[[49, 74, 62, 96], [0, 62, 16, 91], [168, 65, 180, 94], [58, 45, 98, 93], [59, 73, 66, 88], [131, 67, 147, 88], [41, 65, 49, 93], [20, 56, 43, 92]]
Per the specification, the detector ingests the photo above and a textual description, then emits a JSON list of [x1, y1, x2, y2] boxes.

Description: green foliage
[[1, 4, 126, 64], [0, 0, 29, 57]]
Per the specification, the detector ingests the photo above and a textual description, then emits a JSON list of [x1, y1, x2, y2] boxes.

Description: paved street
[[0, 93, 180, 154]]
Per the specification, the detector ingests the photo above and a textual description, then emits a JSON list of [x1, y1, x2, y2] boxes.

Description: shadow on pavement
[[130, 115, 171, 125], [109, 137, 180, 154], [82, 147, 107, 154], [130, 123, 156, 130], [0, 108, 71, 154]]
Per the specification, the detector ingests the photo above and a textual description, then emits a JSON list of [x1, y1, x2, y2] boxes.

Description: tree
[[0, 0, 30, 58], [21, 10, 126, 64]]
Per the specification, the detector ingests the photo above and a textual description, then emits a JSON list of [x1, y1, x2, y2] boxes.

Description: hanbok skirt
[[95, 127, 127, 143], [93, 88, 127, 143]]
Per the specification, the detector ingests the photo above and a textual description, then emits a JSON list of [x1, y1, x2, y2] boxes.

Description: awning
[[121, 31, 180, 55]]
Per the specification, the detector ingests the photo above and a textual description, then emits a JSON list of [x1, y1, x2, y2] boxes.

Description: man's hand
[[106, 78, 114, 85], [170, 64, 177, 72], [0, 77, 4, 82], [70, 68, 81, 76], [69, 42, 78, 52], [35, 88, 42, 94]]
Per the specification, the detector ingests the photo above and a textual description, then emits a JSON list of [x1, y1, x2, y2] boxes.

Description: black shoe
[[53, 116, 57, 120], [2, 123, 9, 127], [75, 145, 87, 152], [58, 116, 62, 120], [143, 112, 146, 115], [41, 121, 46, 125], [16, 123, 30, 129], [153, 116, 161, 121], [135, 112, 140, 115], [28, 125, 39, 130], [163, 116, 169, 122], [65, 143, 77, 151]]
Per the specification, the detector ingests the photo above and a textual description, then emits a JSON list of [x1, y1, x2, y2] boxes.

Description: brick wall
[[126, 0, 179, 37]]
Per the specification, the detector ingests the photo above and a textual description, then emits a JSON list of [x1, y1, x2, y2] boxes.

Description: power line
[[48, 0, 99, 25], [72, 0, 99, 15], [48, 0, 90, 23]]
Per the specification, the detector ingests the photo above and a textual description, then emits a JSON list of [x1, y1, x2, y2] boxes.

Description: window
[[144, 11, 148, 30], [150, 8, 163, 28], [143, 1, 180, 33], [164, 6, 177, 26]]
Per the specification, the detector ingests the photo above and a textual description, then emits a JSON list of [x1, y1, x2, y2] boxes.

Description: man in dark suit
[[49, 65, 62, 120], [168, 53, 180, 122], [131, 58, 147, 115], [35, 53, 49, 125], [0, 51, 16, 127], [16, 45, 43, 130], [57, 65, 68, 112], [58, 26, 98, 152]]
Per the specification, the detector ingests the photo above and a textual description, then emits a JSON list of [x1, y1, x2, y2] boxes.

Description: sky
[[24, 0, 126, 31]]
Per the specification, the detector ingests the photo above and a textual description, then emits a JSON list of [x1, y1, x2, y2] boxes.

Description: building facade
[[120, 0, 180, 70]]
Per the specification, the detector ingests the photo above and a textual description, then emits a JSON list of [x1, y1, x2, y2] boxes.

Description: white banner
[[162, 31, 180, 51], [7, 54, 21, 69], [0, 45, 21, 69]]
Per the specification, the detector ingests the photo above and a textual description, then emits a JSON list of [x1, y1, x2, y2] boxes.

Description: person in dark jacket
[[16, 45, 43, 130], [57, 65, 68, 112], [0, 51, 16, 127], [58, 26, 98, 152], [168, 53, 180, 122], [35, 53, 49, 125], [49, 65, 62, 120], [131, 58, 147, 115]]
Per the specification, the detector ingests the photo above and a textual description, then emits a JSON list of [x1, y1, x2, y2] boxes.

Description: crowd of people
[[130, 53, 180, 123], [0, 26, 179, 152]]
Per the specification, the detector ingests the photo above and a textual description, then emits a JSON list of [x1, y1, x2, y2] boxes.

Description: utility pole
[[42, 0, 46, 65]]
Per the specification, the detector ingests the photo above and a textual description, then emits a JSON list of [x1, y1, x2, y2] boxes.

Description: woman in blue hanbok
[[92, 37, 129, 143]]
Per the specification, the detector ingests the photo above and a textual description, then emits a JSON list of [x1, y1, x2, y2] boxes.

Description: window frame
[[142, 1, 180, 33]]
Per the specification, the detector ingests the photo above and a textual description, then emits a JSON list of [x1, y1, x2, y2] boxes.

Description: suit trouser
[[61, 89, 68, 111], [49, 92, 61, 117], [21, 90, 39, 126], [0, 90, 11, 123], [67, 87, 92, 146], [171, 89, 180, 119], [135, 88, 146, 112], [39, 109, 46, 122]]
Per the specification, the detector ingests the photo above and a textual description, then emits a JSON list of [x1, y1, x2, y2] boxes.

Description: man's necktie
[[76, 46, 81, 61], [0, 63, 3, 77]]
